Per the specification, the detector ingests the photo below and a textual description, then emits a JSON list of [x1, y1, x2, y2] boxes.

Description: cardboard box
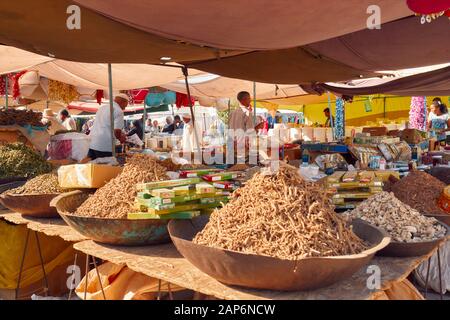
[[400, 129, 425, 144], [58, 164, 122, 188], [362, 127, 388, 136]]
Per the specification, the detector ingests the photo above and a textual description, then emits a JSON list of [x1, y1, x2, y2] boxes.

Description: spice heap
[[75, 154, 168, 218], [344, 192, 446, 242], [0, 108, 45, 127], [194, 165, 367, 260], [6, 173, 65, 195], [391, 171, 446, 215], [0, 143, 52, 179]]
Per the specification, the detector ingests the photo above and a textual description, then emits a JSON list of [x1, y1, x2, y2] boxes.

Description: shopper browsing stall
[[162, 116, 175, 134], [427, 99, 450, 140], [181, 113, 200, 153], [174, 115, 184, 130], [59, 109, 77, 131], [323, 108, 334, 127], [41, 108, 66, 135], [87, 94, 128, 160], [127, 119, 144, 140]]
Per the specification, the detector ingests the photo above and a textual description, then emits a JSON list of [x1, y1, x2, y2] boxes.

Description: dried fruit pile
[[194, 165, 367, 260], [75, 154, 168, 218], [48, 80, 79, 104], [6, 173, 65, 195], [391, 171, 446, 215], [344, 192, 446, 242], [0, 143, 52, 179], [0, 108, 45, 127]]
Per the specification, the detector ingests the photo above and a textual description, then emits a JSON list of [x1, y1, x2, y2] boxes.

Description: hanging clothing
[[334, 98, 345, 139], [409, 96, 427, 131], [175, 92, 195, 108], [95, 90, 103, 104]]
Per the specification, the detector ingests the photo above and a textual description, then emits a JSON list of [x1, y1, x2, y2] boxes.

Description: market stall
[[2, 1, 450, 303]]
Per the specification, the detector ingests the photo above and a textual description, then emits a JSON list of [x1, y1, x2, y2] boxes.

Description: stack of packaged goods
[[202, 171, 242, 191], [326, 171, 385, 210], [130, 177, 231, 219]]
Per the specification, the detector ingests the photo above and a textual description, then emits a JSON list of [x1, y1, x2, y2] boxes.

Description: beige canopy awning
[[0, 46, 205, 90]]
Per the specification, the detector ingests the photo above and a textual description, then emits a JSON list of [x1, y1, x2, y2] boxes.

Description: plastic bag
[[47, 132, 90, 161]]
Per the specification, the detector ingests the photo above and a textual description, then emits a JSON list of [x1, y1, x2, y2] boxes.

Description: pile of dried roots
[[194, 164, 367, 259], [75, 154, 168, 218]]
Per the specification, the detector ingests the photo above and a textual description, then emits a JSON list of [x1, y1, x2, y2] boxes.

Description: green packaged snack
[[137, 178, 202, 191]]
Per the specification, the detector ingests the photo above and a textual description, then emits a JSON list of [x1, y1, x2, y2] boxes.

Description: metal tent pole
[[327, 92, 335, 140], [4, 75, 8, 110], [182, 67, 201, 162], [108, 64, 116, 157], [253, 81, 257, 123], [142, 99, 147, 148]]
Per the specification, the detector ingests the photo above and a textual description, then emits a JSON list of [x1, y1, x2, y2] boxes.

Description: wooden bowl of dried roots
[[169, 216, 390, 291]]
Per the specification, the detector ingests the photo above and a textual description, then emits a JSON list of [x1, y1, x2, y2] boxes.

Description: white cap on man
[[115, 93, 129, 101]]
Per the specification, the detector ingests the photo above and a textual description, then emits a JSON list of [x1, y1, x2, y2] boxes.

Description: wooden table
[[0, 211, 87, 242], [0, 211, 87, 299], [73, 240, 441, 300]]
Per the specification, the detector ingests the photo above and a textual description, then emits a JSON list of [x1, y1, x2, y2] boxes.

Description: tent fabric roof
[[0, 0, 244, 64], [161, 77, 308, 100], [189, 16, 450, 83], [0, 1, 414, 85], [306, 17, 450, 72], [0, 46, 205, 90], [73, 0, 412, 51], [304, 66, 450, 97], [187, 48, 377, 84]]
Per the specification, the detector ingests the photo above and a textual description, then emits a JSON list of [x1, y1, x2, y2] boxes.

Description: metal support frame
[[15, 230, 48, 300], [4, 75, 8, 110], [83, 254, 106, 300], [423, 246, 444, 300], [182, 66, 201, 163], [108, 63, 116, 157], [253, 81, 257, 123], [142, 99, 147, 148]]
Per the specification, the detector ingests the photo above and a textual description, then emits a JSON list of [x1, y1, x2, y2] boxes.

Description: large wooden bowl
[[0, 193, 60, 218], [169, 216, 390, 291], [51, 191, 171, 246]]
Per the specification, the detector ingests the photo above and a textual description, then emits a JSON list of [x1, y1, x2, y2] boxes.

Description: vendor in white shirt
[[229, 91, 264, 145], [181, 113, 201, 153], [59, 109, 77, 131], [87, 94, 128, 160]]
